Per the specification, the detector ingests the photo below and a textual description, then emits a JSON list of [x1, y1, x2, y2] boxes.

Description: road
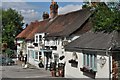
[[1, 65, 51, 78], [0, 65, 76, 80]]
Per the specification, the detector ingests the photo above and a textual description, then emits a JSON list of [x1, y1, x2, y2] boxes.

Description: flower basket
[[80, 67, 97, 75]]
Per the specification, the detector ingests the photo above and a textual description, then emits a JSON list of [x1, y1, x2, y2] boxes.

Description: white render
[[25, 32, 82, 69], [16, 39, 24, 60], [26, 33, 46, 68], [65, 51, 112, 78]]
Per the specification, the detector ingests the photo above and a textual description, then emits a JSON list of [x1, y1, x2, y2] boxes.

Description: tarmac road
[[1, 65, 51, 78]]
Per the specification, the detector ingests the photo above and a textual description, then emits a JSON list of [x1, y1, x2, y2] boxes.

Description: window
[[39, 52, 42, 61], [35, 52, 38, 59], [51, 46, 57, 50], [39, 52, 41, 55], [31, 50, 34, 58], [62, 40, 69, 46], [35, 36, 38, 43], [83, 53, 97, 71], [39, 35, 42, 42], [33, 43, 38, 47]]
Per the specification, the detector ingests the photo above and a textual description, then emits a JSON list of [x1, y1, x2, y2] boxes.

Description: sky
[[2, 2, 83, 26], [2, 0, 119, 26]]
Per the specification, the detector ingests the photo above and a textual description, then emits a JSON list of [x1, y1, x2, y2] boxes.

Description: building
[[64, 31, 120, 79], [16, 0, 93, 70], [16, 17, 50, 68], [43, 8, 93, 70]]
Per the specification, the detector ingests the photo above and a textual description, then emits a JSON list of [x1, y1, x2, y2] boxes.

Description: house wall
[[26, 33, 46, 68], [26, 41, 39, 68], [45, 39, 65, 63], [65, 51, 110, 79], [26, 34, 80, 68], [16, 39, 24, 60], [57, 40, 64, 63], [44, 36, 80, 64]]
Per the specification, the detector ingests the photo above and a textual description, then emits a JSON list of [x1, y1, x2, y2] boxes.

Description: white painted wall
[[26, 34, 81, 69], [65, 51, 111, 78], [27, 47, 41, 69], [16, 39, 24, 60], [16, 40, 23, 53], [26, 33, 47, 69]]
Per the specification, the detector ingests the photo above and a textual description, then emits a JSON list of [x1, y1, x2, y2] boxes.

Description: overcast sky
[[2, 2, 83, 27]]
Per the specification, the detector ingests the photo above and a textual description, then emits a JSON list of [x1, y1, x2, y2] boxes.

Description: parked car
[[0, 57, 15, 66]]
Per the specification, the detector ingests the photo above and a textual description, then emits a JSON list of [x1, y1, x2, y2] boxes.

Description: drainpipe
[[106, 50, 112, 80], [109, 52, 112, 80]]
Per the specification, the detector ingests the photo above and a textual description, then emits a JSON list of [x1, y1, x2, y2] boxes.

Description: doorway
[[44, 52, 52, 70]]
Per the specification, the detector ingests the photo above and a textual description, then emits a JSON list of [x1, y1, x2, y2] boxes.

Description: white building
[[64, 31, 120, 79], [16, 0, 93, 71]]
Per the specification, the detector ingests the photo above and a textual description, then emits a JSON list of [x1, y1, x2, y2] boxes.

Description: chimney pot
[[50, 0, 58, 18], [42, 12, 49, 20]]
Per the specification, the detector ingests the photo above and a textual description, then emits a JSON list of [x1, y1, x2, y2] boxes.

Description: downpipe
[[106, 50, 112, 80]]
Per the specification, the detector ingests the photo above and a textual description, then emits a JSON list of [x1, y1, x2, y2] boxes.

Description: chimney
[[42, 12, 49, 20], [50, 0, 59, 18]]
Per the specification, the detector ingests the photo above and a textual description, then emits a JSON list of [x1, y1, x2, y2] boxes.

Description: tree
[[91, 3, 120, 32], [2, 8, 24, 49], [82, 2, 120, 32]]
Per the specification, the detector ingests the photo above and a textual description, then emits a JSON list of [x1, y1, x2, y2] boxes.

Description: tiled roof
[[26, 19, 50, 40], [16, 8, 93, 40], [16, 19, 50, 40], [16, 21, 40, 39], [45, 8, 93, 37], [65, 31, 120, 52]]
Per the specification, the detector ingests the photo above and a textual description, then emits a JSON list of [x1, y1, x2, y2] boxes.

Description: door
[[44, 52, 52, 70]]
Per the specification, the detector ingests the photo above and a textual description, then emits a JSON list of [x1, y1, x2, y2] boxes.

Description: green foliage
[[91, 3, 120, 32], [5, 48, 14, 57], [2, 8, 24, 49]]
